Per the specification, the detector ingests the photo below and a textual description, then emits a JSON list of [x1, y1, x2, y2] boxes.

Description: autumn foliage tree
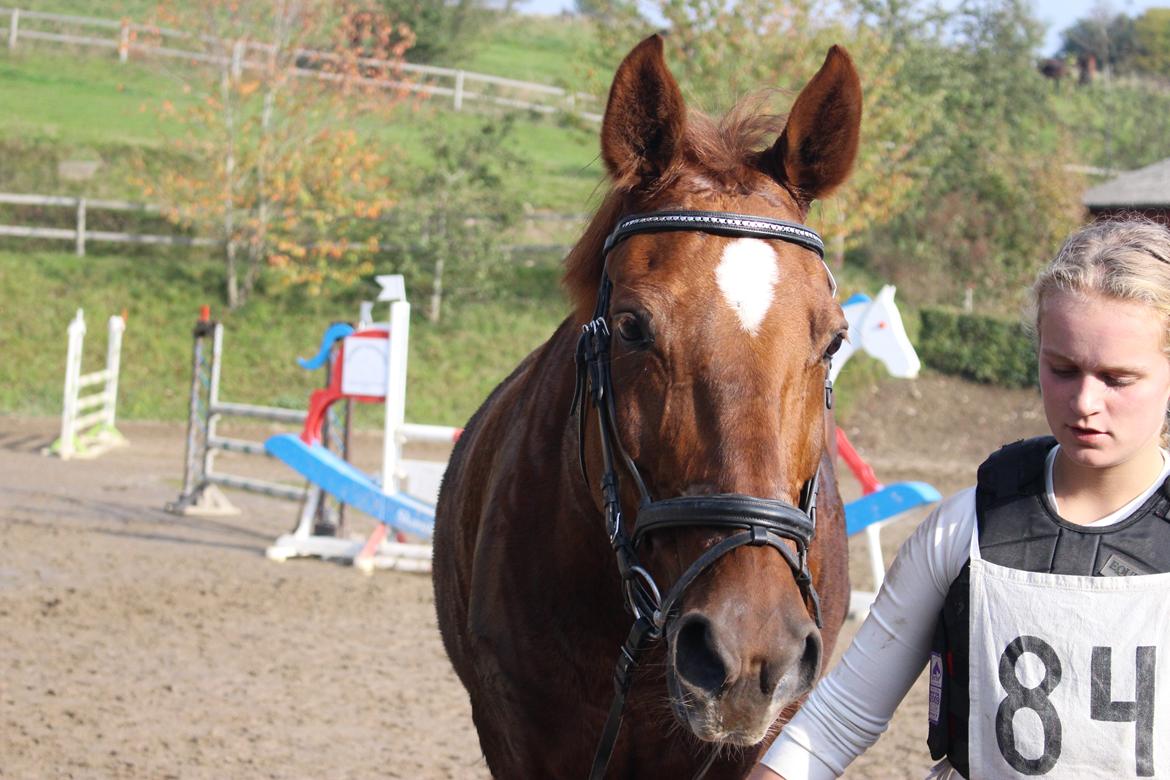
[[860, 0, 1083, 306], [138, 0, 413, 308]]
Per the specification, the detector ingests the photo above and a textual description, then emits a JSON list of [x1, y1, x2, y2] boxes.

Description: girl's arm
[[757, 487, 976, 779]]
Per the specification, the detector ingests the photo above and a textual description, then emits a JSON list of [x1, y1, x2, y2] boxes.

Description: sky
[[520, 0, 1170, 55]]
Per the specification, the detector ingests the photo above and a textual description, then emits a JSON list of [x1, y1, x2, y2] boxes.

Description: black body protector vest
[[927, 436, 1170, 777]]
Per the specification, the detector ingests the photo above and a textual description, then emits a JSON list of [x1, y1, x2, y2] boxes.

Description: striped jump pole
[[165, 307, 348, 530]]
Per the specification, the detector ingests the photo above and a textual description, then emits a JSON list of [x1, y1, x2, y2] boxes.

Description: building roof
[[1083, 158, 1170, 209]]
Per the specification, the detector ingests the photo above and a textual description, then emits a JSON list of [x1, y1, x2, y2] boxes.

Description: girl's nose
[[1070, 376, 1102, 416]]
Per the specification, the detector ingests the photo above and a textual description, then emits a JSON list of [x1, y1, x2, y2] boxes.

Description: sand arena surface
[[0, 374, 1047, 778]]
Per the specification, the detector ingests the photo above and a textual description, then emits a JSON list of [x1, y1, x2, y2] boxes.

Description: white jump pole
[[102, 314, 124, 434], [380, 273, 409, 497], [58, 310, 85, 460], [49, 309, 127, 460]]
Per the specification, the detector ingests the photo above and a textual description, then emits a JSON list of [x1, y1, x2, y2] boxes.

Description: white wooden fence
[[0, 190, 588, 256], [0, 192, 213, 255], [1, 7, 602, 121]]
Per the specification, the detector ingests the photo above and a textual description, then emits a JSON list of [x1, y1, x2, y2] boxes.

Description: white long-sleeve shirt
[[760, 445, 1170, 779]]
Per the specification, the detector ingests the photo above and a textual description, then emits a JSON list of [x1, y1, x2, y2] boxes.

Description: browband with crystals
[[602, 209, 836, 296]]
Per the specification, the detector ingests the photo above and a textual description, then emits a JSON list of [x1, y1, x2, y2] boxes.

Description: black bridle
[[571, 210, 836, 780]]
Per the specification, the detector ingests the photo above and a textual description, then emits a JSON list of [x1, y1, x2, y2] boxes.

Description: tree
[[1133, 8, 1170, 80], [380, 116, 527, 323], [1059, 6, 1137, 74], [570, 0, 655, 100], [866, 0, 1083, 305], [577, 0, 1083, 305], [138, 1, 412, 308], [621, 0, 944, 265], [378, 0, 492, 64]]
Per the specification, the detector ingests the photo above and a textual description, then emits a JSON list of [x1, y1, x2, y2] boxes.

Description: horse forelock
[[685, 93, 790, 181], [562, 95, 796, 323]]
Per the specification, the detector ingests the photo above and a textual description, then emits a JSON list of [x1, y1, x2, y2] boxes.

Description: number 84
[[996, 636, 1156, 777]]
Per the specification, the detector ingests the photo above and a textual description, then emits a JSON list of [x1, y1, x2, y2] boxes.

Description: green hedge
[[917, 306, 1037, 387]]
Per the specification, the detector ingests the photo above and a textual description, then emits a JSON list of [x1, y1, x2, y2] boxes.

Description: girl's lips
[[1068, 425, 1106, 438]]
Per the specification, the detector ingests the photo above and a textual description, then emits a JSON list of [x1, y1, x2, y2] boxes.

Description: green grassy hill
[[461, 13, 593, 86], [0, 248, 570, 426], [0, 5, 934, 432], [0, 47, 603, 210]]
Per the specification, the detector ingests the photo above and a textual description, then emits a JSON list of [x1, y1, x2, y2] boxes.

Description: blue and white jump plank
[[265, 433, 435, 539]]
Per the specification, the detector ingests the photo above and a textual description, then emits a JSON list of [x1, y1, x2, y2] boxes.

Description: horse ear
[[600, 34, 687, 187], [767, 45, 862, 206]]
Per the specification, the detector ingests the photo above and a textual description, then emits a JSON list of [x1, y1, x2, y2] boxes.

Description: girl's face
[[1038, 289, 1170, 472]]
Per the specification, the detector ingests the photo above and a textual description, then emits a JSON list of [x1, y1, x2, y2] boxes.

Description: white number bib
[[968, 527, 1170, 779]]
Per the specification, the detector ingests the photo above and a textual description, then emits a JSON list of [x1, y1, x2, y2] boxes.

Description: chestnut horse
[[433, 34, 862, 779]]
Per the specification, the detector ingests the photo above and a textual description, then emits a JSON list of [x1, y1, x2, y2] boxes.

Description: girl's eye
[[1103, 374, 1135, 388], [615, 314, 652, 348], [824, 332, 846, 361]]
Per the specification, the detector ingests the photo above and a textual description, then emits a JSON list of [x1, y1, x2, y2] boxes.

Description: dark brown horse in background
[[433, 34, 862, 778]]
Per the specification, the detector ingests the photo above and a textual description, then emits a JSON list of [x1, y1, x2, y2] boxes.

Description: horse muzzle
[[666, 607, 822, 745]]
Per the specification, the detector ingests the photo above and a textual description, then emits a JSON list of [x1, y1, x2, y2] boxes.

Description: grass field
[[0, 50, 179, 147], [0, 248, 570, 427], [1, 244, 894, 430], [461, 13, 593, 87], [0, 36, 604, 210]]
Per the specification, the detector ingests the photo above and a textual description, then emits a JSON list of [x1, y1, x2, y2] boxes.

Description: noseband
[[572, 210, 836, 780]]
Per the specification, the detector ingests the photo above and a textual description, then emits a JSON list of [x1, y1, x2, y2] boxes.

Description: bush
[[918, 306, 1037, 387]]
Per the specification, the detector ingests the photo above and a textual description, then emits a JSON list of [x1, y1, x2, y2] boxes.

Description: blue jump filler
[[843, 481, 941, 537], [265, 433, 435, 539]]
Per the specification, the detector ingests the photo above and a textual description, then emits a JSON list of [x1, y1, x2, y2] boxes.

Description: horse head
[[564, 35, 862, 748], [835, 284, 920, 383]]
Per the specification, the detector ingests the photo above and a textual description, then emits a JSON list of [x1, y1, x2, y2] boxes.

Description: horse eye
[[824, 332, 846, 360], [615, 313, 652, 348]]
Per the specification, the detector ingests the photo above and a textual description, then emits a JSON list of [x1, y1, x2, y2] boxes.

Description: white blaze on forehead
[[715, 238, 779, 335]]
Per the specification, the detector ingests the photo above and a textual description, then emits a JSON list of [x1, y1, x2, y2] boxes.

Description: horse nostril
[[674, 614, 728, 696], [760, 629, 822, 698], [799, 631, 823, 685]]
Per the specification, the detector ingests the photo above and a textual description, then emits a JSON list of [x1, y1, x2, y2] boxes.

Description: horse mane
[[562, 94, 791, 321]]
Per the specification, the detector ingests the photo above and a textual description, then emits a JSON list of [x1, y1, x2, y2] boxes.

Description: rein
[[571, 209, 836, 780]]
